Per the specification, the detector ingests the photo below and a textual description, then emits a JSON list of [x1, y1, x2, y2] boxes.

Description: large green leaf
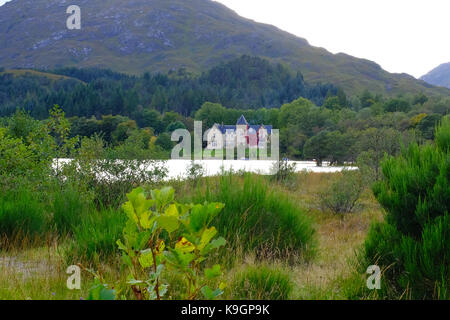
[[139, 249, 154, 268], [127, 187, 154, 214], [157, 215, 179, 234], [198, 227, 217, 251], [201, 285, 223, 300], [165, 204, 179, 217], [151, 186, 175, 211], [204, 237, 226, 253], [204, 264, 222, 279]]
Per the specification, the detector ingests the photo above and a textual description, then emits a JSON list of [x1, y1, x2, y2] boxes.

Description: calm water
[[163, 160, 354, 180], [55, 159, 355, 181]]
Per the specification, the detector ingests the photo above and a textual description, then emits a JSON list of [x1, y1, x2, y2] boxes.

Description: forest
[[1, 55, 448, 168]]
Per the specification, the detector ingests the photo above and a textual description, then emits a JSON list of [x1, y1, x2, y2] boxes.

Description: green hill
[[0, 0, 448, 97]]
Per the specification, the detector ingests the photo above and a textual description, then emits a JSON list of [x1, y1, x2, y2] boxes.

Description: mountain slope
[[421, 62, 450, 89], [0, 0, 448, 97]]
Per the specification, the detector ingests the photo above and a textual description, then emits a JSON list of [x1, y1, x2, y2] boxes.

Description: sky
[[1, 0, 448, 78], [214, 0, 449, 78]]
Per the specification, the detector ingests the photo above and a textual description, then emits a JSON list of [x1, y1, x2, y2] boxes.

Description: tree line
[[1, 55, 449, 174]]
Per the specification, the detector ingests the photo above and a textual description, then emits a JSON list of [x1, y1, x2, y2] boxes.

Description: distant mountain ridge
[[0, 0, 449, 97], [421, 63, 450, 89]]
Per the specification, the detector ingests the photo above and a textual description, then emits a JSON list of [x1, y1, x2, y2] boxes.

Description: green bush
[[373, 144, 448, 238], [0, 128, 37, 177], [318, 169, 365, 215], [435, 115, 450, 153], [359, 120, 449, 299], [270, 159, 297, 184], [0, 188, 47, 240], [190, 173, 315, 260], [231, 265, 293, 300]]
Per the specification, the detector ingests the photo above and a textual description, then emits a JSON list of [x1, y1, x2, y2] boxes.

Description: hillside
[[0, 68, 82, 82], [421, 62, 450, 89], [0, 0, 448, 97]]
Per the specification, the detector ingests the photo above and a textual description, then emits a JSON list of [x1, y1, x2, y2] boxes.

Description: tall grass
[[0, 188, 47, 242], [65, 208, 126, 265], [230, 265, 293, 300], [187, 173, 316, 260], [52, 185, 90, 235]]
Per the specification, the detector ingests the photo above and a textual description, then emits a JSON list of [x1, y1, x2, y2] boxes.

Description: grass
[[0, 188, 47, 243], [65, 208, 126, 265], [229, 264, 293, 300], [52, 186, 91, 235], [0, 171, 384, 300], [0, 247, 89, 300], [285, 173, 384, 299], [182, 173, 316, 262], [0, 69, 83, 83]]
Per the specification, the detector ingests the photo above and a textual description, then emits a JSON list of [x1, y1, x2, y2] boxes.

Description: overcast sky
[[1, 0, 448, 78], [214, 0, 449, 78]]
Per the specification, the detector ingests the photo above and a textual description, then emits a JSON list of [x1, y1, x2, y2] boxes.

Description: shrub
[[435, 115, 450, 152], [373, 144, 448, 238], [186, 161, 205, 181], [359, 120, 450, 299], [318, 169, 365, 215], [190, 173, 315, 260], [65, 137, 168, 208], [0, 128, 37, 177], [270, 159, 297, 185], [86, 186, 226, 300], [89, 157, 167, 208], [231, 265, 293, 300], [0, 188, 47, 241]]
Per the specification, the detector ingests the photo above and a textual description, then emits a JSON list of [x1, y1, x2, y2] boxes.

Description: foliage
[[63, 134, 169, 208], [1, 63, 449, 163], [303, 131, 331, 166], [318, 170, 365, 215], [88, 187, 226, 300], [0, 56, 337, 120], [356, 128, 404, 181], [435, 116, 450, 152], [47, 105, 78, 160], [67, 208, 126, 264], [186, 161, 205, 182], [270, 159, 297, 184], [51, 184, 91, 235], [417, 114, 442, 140], [155, 132, 173, 151], [191, 173, 315, 260], [0, 188, 47, 240], [0, 128, 38, 177], [359, 121, 450, 299]]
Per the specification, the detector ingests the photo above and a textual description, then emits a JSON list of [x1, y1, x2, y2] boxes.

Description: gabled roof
[[250, 124, 273, 134], [236, 114, 248, 125], [217, 124, 236, 134], [212, 119, 272, 135]]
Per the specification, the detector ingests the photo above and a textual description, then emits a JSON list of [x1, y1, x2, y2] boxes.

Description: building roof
[[216, 124, 236, 134], [236, 115, 248, 125], [250, 125, 272, 134], [211, 116, 272, 134]]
